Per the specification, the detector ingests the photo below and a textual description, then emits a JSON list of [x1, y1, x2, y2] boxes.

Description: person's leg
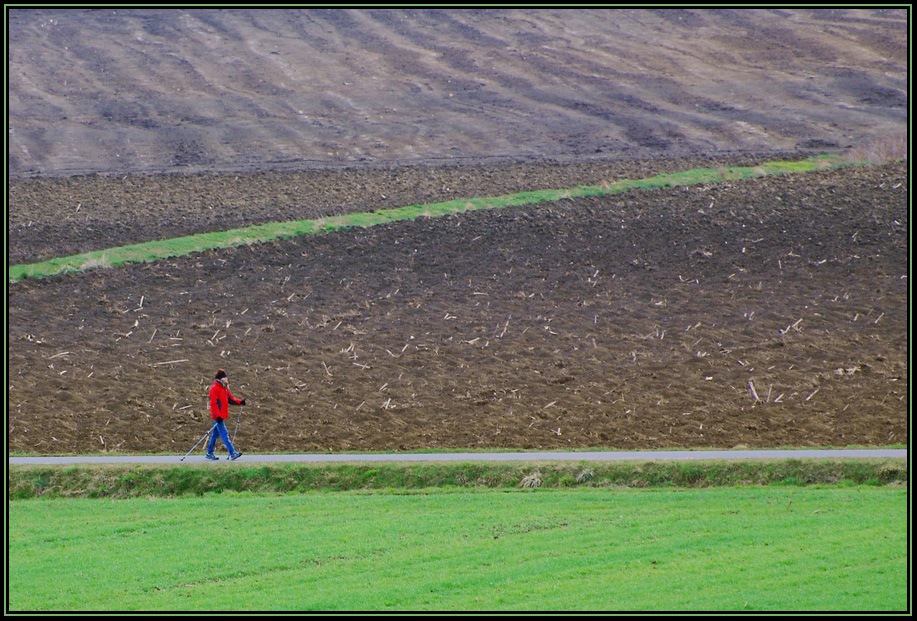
[[206, 421, 219, 457], [214, 418, 237, 456]]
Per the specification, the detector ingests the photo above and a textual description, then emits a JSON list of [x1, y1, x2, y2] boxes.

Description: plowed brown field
[[8, 8, 906, 178], [8, 161, 907, 454], [7, 9, 908, 455]]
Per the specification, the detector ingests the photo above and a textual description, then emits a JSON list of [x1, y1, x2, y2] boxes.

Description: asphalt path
[[8, 449, 907, 465]]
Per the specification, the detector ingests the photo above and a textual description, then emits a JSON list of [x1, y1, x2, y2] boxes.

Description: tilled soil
[[8, 9, 907, 178], [8, 151, 793, 265], [7, 9, 909, 456], [8, 160, 907, 455]]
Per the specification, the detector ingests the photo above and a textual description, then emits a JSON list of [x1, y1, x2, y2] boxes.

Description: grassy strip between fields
[[8, 458, 907, 499], [8, 155, 854, 282]]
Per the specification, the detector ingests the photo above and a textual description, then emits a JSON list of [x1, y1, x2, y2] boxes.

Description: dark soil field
[[8, 160, 908, 454], [6, 9, 908, 455]]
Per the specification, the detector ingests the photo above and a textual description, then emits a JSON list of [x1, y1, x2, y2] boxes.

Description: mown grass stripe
[[8, 155, 855, 283]]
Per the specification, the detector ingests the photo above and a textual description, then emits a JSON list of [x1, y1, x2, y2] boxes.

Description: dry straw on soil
[[846, 132, 908, 164]]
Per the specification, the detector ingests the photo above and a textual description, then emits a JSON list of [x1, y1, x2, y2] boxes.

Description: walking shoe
[[230, 451, 243, 461], [205, 453, 219, 461]]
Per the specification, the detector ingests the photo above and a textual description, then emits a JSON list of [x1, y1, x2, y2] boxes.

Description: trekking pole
[[180, 423, 216, 461], [231, 406, 243, 444]]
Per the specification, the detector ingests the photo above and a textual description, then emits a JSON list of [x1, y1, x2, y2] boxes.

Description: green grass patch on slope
[[8, 486, 907, 611], [8, 155, 853, 282], [8, 458, 907, 499]]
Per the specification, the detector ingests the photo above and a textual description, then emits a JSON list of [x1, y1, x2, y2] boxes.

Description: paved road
[[8, 449, 907, 465]]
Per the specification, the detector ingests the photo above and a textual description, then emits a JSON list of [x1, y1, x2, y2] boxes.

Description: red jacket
[[209, 380, 242, 420]]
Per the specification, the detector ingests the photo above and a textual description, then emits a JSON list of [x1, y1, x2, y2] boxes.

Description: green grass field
[[8, 486, 906, 611]]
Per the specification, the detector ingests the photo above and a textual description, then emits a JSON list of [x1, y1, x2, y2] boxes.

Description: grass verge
[[8, 154, 855, 282], [8, 459, 907, 499], [8, 486, 907, 611]]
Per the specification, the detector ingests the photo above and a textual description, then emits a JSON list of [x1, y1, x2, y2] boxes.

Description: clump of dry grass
[[846, 132, 908, 164], [77, 253, 113, 273]]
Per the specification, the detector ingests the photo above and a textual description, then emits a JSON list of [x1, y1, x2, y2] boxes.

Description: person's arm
[[227, 389, 245, 406]]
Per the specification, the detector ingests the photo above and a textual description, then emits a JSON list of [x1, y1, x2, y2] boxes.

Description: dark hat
[[215, 369, 228, 380]]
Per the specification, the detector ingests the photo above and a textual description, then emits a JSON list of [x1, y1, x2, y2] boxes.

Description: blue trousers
[[207, 418, 237, 456]]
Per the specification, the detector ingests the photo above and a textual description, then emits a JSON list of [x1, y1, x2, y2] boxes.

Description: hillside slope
[[8, 8, 907, 177]]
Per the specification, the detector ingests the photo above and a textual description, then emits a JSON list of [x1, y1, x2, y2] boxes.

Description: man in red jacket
[[206, 368, 246, 461]]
